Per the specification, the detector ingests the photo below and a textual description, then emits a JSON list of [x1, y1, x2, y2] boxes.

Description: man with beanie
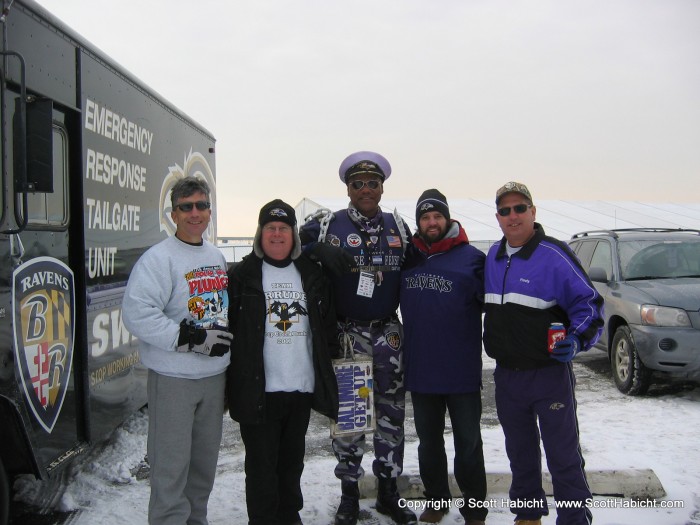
[[123, 176, 231, 524], [227, 199, 339, 525], [300, 152, 416, 525], [400, 189, 488, 525], [483, 182, 604, 525]]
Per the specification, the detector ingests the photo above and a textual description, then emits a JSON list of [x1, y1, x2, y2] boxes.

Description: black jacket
[[226, 253, 339, 424]]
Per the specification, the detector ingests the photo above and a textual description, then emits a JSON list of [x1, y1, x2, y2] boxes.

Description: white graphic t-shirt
[[262, 261, 314, 393], [184, 265, 229, 330]]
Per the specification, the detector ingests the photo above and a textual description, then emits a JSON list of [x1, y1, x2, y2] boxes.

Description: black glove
[[177, 319, 233, 357], [309, 242, 355, 276], [177, 319, 197, 352]]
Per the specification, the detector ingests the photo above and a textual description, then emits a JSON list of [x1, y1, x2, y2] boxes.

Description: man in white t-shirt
[[226, 199, 339, 525]]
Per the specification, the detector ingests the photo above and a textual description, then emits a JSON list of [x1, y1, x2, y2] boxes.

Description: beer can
[[548, 322, 566, 353]]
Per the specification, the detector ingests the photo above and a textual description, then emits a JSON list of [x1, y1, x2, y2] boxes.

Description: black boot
[[335, 480, 360, 525], [375, 477, 417, 524]]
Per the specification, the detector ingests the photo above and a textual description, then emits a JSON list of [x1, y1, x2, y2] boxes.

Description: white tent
[[296, 197, 700, 243], [220, 198, 700, 261]]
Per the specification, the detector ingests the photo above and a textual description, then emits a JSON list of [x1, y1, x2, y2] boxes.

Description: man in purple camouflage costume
[[300, 151, 416, 525]]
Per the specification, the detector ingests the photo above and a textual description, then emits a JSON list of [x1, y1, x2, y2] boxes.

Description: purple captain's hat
[[338, 151, 392, 183]]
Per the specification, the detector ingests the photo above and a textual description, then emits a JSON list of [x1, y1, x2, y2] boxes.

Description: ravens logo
[[267, 301, 308, 332]]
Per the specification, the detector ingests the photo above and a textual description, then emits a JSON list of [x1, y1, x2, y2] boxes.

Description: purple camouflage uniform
[[300, 209, 409, 481]]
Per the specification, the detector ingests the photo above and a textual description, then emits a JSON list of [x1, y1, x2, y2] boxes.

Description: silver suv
[[569, 228, 700, 395]]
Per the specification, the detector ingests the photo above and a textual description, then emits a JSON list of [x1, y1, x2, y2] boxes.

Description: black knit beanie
[[258, 199, 297, 227], [415, 189, 450, 223]]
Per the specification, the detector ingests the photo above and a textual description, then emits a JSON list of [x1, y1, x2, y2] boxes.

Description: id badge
[[357, 271, 375, 298]]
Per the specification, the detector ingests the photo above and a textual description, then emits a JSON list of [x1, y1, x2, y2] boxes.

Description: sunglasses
[[174, 201, 211, 212], [349, 179, 381, 191], [497, 204, 532, 217]]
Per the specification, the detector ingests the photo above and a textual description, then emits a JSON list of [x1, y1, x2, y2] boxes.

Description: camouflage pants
[[332, 317, 406, 481]]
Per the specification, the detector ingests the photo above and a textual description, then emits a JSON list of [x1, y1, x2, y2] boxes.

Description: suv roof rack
[[571, 228, 700, 239]]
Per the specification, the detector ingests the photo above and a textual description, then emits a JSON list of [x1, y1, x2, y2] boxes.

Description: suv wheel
[[611, 325, 651, 395]]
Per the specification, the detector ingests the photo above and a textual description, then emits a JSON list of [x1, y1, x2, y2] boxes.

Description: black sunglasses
[[497, 204, 532, 217], [349, 180, 381, 190], [174, 201, 211, 212]]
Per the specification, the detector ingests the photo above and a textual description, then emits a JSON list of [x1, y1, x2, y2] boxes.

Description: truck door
[[3, 98, 87, 475]]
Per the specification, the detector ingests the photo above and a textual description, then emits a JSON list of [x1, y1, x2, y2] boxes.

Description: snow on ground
[[14, 352, 700, 525]]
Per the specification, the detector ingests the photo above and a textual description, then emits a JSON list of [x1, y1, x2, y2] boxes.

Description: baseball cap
[[495, 181, 533, 205]]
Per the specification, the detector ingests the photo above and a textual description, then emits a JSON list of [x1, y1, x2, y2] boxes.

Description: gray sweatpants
[[147, 370, 226, 525]]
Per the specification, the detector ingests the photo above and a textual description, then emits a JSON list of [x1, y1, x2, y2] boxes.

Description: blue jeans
[[411, 391, 488, 521]]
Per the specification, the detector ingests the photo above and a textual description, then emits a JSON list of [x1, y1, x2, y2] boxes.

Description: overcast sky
[[33, 0, 700, 236]]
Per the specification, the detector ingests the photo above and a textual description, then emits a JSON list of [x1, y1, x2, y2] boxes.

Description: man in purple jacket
[[400, 189, 488, 525], [483, 182, 604, 525]]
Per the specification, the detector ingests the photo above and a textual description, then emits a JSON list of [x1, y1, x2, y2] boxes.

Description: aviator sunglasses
[[349, 179, 381, 190], [497, 204, 532, 217], [174, 201, 211, 212]]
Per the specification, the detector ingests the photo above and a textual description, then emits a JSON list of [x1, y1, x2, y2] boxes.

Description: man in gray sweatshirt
[[123, 176, 232, 525]]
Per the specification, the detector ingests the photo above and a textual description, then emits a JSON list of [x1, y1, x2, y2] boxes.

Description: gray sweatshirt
[[122, 236, 230, 379]]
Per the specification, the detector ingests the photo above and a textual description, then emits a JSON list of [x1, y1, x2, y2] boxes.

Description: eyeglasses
[[348, 179, 381, 191], [174, 201, 211, 212], [263, 225, 292, 234], [497, 204, 532, 217]]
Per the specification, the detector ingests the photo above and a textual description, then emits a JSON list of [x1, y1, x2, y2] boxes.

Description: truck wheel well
[[0, 397, 40, 480]]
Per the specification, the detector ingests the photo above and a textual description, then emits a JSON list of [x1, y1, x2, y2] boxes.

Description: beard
[[421, 227, 446, 243]]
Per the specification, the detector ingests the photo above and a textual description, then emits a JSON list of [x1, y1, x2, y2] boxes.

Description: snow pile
[[13, 354, 700, 524], [14, 409, 149, 519]]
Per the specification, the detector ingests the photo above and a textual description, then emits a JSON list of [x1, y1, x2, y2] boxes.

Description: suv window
[[622, 239, 700, 279], [572, 240, 597, 269], [589, 241, 613, 280]]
